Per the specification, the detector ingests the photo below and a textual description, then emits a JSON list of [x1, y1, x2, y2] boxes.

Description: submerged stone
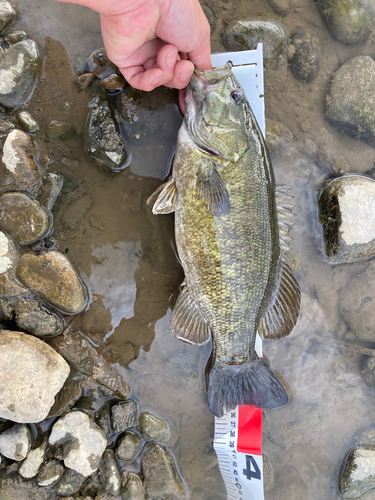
[[37, 459, 64, 487], [0, 330, 70, 422], [111, 400, 138, 433], [0, 423, 32, 460], [86, 96, 128, 173], [49, 410, 107, 477], [0, 129, 41, 192], [37, 172, 64, 211], [268, 0, 290, 17], [46, 120, 75, 141], [340, 446, 375, 498], [122, 473, 146, 500], [142, 443, 184, 500], [15, 298, 63, 337], [0, 0, 15, 35], [16, 249, 86, 314], [17, 110, 39, 133], [55, 467, 86, 496], [0, 270, 28, 298], [265, 119, 294, 154], [99, 450, 121, 496], [60, 193, 92, 230], [0, 192, 50, 245], [0, 230, 17, 274], [0, 39, 42, 108], [326, 56, 375, 143], [318, 175, 375, 262], [290, 29, 321, 82], [115, 430, 142, 462], [314, 0, 374, 44], [223, 20, 289, 70], [138, 411, 170, 442]]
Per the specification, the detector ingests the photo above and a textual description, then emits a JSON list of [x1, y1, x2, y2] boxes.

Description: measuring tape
[[211, 45, 265, 500]]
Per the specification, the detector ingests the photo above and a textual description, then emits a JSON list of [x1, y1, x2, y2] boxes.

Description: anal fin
[[171, 286, 211, 345]]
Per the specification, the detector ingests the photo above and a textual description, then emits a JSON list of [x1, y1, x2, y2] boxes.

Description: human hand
[[55, 0, 212, 92]]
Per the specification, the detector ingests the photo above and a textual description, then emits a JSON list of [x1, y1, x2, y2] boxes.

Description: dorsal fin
[[196, 164, 230, 216], [147, 177, 177, 214], [171, 286, 211, 345]]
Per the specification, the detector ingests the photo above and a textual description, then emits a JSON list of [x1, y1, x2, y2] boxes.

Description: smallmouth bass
[[148, 64, 300, 418]]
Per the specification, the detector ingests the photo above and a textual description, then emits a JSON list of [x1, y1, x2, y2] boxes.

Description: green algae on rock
[[0, 192, 50, 245], [122, 473, 147, 500], [290, 29, 321, 82], [138, 411, 170, 442], [115, 430, 142, 462], [17, 110, 39, 133], [340, 446, 375, 498], [46, 120, 76, 141], [16, 249, 86, 314], [111, 400, 138, 433]]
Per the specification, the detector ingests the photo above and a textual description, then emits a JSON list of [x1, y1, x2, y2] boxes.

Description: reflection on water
[[9, 0, 375, 498]]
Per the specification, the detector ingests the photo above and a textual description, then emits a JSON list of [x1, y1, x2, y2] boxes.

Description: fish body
[[149, 64, 300, 417]]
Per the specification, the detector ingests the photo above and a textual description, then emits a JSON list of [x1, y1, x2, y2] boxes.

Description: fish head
[[185, 63, 250, 163]]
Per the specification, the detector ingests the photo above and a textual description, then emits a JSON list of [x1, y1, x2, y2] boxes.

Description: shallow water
[[9, 0, 375, 498]]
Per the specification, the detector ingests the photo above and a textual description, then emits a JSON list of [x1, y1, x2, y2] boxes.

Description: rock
[[361, 356, 375, 388], [122, 473, 146, 500], [16, 249, 87, 314], [86, 96, 128, 173], [101, 74, 126, 91], [138, 411, 170, 442], [0, 0, 15, 36], [0, 296, 14, 320], [0, 468, 59, 500], [15, 298, 63, 337], [60, 193, 92, 230], [17, 110, 39, 133], [37, 459, 64, 486], [0, 39, 42, 108], [268, 0, 290, 17], [223, 21, 289, 70], [0, 129, 41, 192], [55, 467, 86, 496], [99, 450, 121, 496], [37, 173, 64, 211], [265, 119, 294, 154], [51, 331, 130, 398], [142, 443, 184, 500], [326, 56, 375, 143], [0, 192, 50, 245], [201, 4, 216, 32], [340, 446, 375, 498], [48, 372, 83, 418], [115, 431, 142, 462], [0, 423, 32, 460], [289, 29, 321, 82], [111, 400, 138, 433], [0, 230, 17, 275], [77, 73, 94, 91], [46, 121, 75, 141], [319, 175, 375, 262], [0, 270, 28, 298], [314, 0, 374, 44], [4, 30, 27, 45], [19, 438, 47, 478], [49, 411, 107, 477], [87, 48, 118, 78], [0, 330, 70, 422]]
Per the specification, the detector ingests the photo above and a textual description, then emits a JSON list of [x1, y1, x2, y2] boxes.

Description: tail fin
[[207, 358, 288, 417]]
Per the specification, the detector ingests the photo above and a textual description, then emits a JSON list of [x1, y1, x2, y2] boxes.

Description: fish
[[148, 64, 301, 418]]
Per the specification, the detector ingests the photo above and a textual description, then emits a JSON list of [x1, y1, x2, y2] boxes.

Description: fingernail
[[166, 50, 177, 67], [152, 73, 163, 85], [180, 69, 192, 81]]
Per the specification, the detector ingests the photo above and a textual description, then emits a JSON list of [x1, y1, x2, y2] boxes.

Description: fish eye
[[231, 91, 243, 104]]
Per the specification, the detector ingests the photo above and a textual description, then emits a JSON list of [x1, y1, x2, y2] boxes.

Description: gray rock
[[0, 230, 17, 275], [47, 373, 83, 418], [122, 473, 146, 500], [49, 411, 107, 477], [15, 298, 63, 337], [0, 296, 14, 320], [362, 356, 375, 389], [0, 39, 42, 108], [99, 450, 121, 496], [51, 331, 130, 398], [141, 443, 184, 500], [138, 411, 170, 442], [4, 30, 27, 45], [111, 400, 137, 433], [290, 29, 321, 82], [0, 468, 59, 500], [314, 0, 374, 44], [0, 192, 51, 245], [16, 249, 87, 314], [86, 96, 128, 173], [268, 0, 290, 17], [0, 423, 32, 460], [46, 121, 75, 141], [223, 20, 289, 70], [340, 446, 375, 498], [0, 0, 15, 36], [17, 110, 39, 133], [319, 175, 375, 262], [55, 467, 86, 496], [115, 431, 142, 462], [326, 56, 375, 142], [60, 193, 92, 230], [0, 330, 70, 423], [19, 438, 47, 478], [0, 129, 41, 192], [0, 270, 28, 298], [37, 459, 64, 487], [37, 173, 64, 211]]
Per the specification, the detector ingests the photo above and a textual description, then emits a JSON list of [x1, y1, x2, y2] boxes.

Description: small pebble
[[17, 110, 39, 133]]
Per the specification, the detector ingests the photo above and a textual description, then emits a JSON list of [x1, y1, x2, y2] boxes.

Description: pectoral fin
[[196, 164, 230, 216], [147, 177, 177, 214], [171, 286, 211, 345]]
